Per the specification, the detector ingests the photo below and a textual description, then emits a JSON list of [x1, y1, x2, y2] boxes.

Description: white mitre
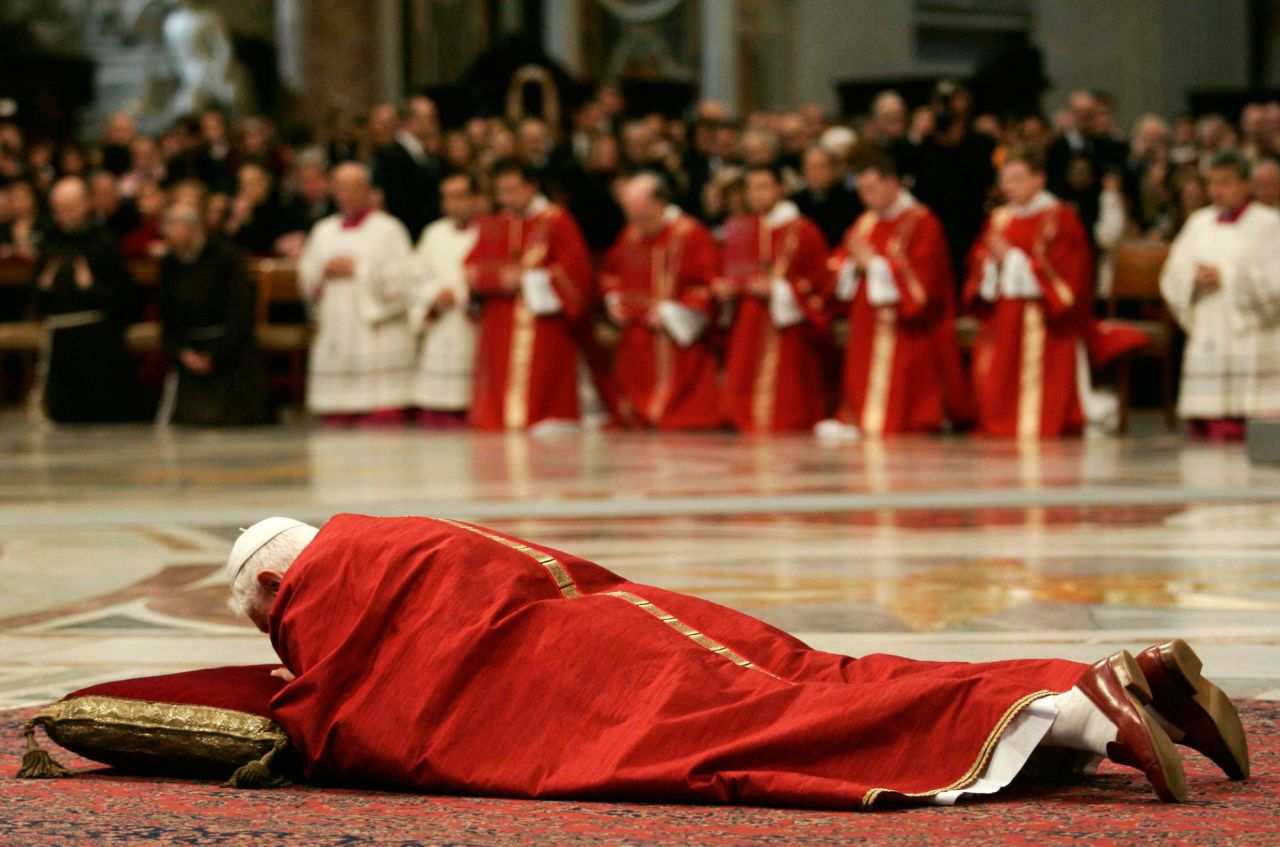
[[226, 517, 310, 585]]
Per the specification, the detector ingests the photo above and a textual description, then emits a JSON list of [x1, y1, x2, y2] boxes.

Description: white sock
[[1041, 687, 1120, 756]]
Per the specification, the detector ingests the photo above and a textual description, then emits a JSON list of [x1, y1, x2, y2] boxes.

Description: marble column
[[699, 0, 739, 114], [292, 0, 380, 125], [544, 0, 585, 76]]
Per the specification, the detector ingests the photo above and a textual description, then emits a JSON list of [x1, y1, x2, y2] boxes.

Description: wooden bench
[[0, 258, 310, 404], [1104, 241, 1177, 432]]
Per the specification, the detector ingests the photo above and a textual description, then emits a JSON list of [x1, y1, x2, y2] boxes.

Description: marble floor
[[1, 412, 1279, 710]]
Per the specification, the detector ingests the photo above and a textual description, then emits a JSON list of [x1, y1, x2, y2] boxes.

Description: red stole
[[832, 205, 971, 434], [600, 215, 722, 429], [465, 204, 594, 429], [962, 201, 1093, 437], [720, 213, 832, 432]]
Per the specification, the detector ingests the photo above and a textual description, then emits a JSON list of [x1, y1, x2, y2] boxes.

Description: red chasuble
[[962, 195, 1093, 437], [831, 198, 972, 435], [269, 514, 1086, 809], [720, 206, 833, 432], [600, 212, 722, 429], [465, 200, 594, 429]]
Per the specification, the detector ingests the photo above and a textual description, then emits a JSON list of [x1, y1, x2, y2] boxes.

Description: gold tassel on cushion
[[222, 737, 290, 789], [16, 719, 72, 779]]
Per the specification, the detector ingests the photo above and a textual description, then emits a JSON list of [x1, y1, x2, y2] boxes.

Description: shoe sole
[[1112, 650, 1189, 802], [1159, 639, 1251, 780]]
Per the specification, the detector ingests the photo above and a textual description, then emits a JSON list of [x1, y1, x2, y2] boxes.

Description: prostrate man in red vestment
[[827, 153, 970, 436], [719, 164, 833, 433], [601, 173, 722, 430], [962, 150, 1094, 437], [464, 161, 594, 430], [227, 515, 1249, 808]]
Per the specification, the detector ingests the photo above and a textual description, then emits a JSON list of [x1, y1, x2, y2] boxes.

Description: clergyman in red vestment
[[464, 161, 594, 430], [225, 515, 1250, 808], [601, 174, 722, 430], [719, 165, 833, 433], [962, 150, 1095, 438], [829, 154, 971, 435]]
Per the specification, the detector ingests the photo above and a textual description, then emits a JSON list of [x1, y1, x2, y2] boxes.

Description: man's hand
[[847, 233, 876, 269], [986, 230, 1011, 263], [270, 667, 296, 682], [711, 277, 736, 302], [605, 292, 627, 325], [433, 288, 458, 313], [499, 264, 522, 293], [644, 306, 664, 329], [37, 261, 60, 291], [73, 256, 94, 290], [1193, 264, 1222, 301], [745, 274, 772, 297], [324, 255, 356, 279], [180, 348, 213, 376]]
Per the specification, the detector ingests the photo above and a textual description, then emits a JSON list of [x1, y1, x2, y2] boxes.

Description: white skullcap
[[227, 517, 309, 585]]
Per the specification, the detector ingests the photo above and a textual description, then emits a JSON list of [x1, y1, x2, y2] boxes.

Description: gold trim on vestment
[[649, 242, 675, 424], [752, 323, 780, 431], [436, 517, 581, 598], [504, 301, 535, 429], [860, 690, 1056, 807], [862, 307, 897, 436], [431, 518, 779, 678], [1017, 302, 1045, 438]]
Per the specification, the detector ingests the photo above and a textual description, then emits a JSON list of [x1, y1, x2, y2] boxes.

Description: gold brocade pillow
[[16, 665, 293, 788]]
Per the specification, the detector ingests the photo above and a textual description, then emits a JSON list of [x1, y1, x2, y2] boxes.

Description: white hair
[[228, 524, 318, 621]]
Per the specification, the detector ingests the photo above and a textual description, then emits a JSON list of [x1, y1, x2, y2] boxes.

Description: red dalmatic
[[465, 201, 594, 429], [600, 212, 722, 429], [720, 207, 832, 432], [831, 199, 971, 435], [963, 196, 1093, 437]]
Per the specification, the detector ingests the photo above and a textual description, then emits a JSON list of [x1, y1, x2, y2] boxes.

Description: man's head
[[331, 161, 374, 217], [162, 201, 206, 258], [402, 95, 440, 148], [619, 172, 671, 236], [999, 149, 1047, 207], [1067, 90, 1097, 135], [293, 148, 330, 203], [744, 163, 785, 215], [237, 162, 272, 205], [517, 118, 553, 165], [105, 111, 137, 147], [88, 170, 120, 218], [854, 153, 902, 213], [440, 170, 480, 224], [1207, 150, 1252, 211], [492, 160, 539, 215], [871, 90, 907, 141], [1252, 157, 1280, 208], [801, 146, 839, 194], [50, 177, 91, 232], [227, 518, 320, 632]]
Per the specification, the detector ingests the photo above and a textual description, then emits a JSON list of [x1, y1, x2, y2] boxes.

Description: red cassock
[[269, 514, 1086, 810], [720, 210, 833, 433], [465, 202, 594, 429], [962, 198, 1093, 437], [600, 213, 722, 430], [831, 201, 972, 435]]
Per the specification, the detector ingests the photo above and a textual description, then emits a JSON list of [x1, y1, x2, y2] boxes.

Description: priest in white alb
[[298, 162, 415, 426], [1161, 150, 1280, 441], [409, 172, 482, 427]]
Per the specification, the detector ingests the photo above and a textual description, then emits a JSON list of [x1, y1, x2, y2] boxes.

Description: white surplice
[[408, 216, 479, 411], [298, 210, 415, 414], [1160, 202, 1280, 418]]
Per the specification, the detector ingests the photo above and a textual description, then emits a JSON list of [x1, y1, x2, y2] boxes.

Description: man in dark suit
[[790, 146, 862, 249], [372, 96, 442, 241]]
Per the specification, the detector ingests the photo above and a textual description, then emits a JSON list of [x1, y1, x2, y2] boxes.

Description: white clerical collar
[[397, 130, 427, 162], [521, 194, 550, 219], [882, 190, 918, 221], [764, 200, 800, 229], [1010, 190, 1057, 218]]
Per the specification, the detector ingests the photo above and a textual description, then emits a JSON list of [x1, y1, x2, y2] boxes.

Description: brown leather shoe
[[1135, 639, 1250, 780], [1076, 650, 1188, 802]]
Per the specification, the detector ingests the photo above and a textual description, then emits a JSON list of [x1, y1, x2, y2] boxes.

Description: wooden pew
[[1104, 241, 1177, 432]]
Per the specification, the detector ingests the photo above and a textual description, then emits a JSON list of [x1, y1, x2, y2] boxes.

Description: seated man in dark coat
[[156, 203, 274, 426], [32, 177, 142, 423], [790, 146, 862, 249]]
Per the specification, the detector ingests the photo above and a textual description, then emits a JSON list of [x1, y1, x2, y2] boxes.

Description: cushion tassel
[[222, 738, 290, 789], [16, 720, 72, 779]]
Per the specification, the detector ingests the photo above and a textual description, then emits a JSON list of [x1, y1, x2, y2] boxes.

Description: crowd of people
[[3, 74, 1280, 438]]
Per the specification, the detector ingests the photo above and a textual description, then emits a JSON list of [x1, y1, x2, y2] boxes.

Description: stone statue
[[125, 0, 249, 120]]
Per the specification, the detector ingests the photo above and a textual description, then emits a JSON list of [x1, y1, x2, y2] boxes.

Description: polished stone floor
[[1, 412, 1279, 710]]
